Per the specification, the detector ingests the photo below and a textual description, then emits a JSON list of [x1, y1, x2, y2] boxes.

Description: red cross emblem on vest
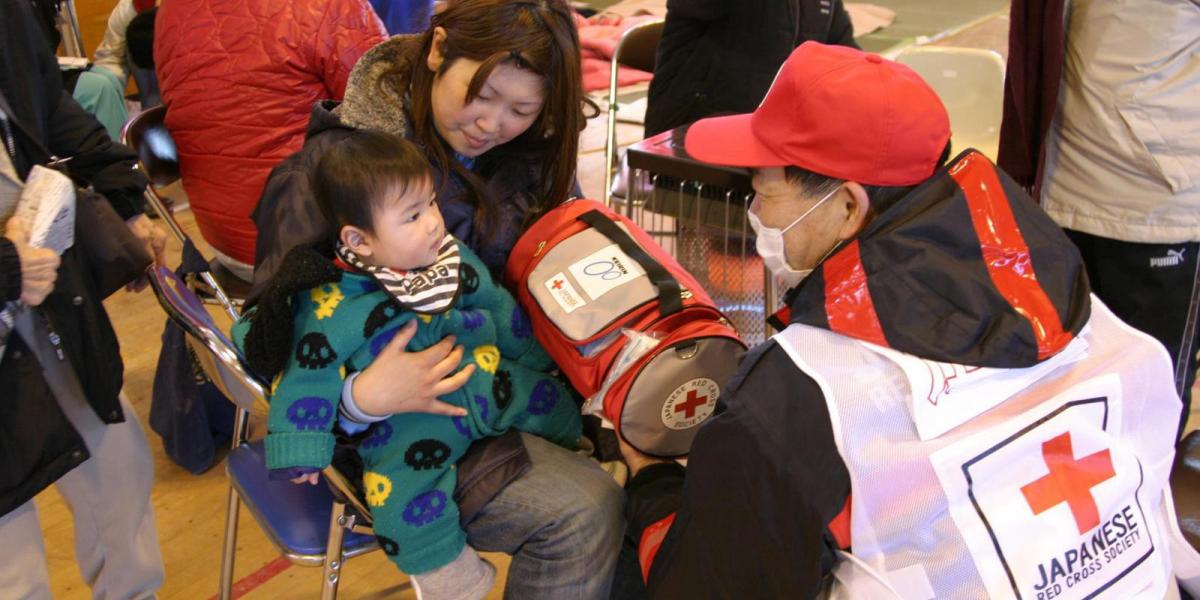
[[1020, 432, 1115, 535], [674, 389, 708, 418]]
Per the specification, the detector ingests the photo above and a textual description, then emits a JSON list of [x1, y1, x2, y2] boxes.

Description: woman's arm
[[345, 319, 474, 418]]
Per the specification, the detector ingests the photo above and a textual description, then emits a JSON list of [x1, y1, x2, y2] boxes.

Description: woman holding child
[[248, 0, 623, 598]]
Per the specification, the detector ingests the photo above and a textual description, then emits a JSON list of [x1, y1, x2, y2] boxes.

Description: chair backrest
[[146, 264, 266, 413], [614, 19, 664, 73], [604, 19, 665, 207], [895, 46, 1005, 160], [120, 105, 180, 188], [148, 263, 376, 524]]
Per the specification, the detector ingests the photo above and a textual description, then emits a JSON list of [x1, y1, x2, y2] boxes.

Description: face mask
[[748, 185, 841, 290]]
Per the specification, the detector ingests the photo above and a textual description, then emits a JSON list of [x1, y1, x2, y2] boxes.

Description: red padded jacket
[[155, 0, 386, 265]]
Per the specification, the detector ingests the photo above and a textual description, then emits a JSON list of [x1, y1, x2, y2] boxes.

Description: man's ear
[[426, 27, 448, 72], [340, 225, 374, 258], [837, 182, 871, 241]]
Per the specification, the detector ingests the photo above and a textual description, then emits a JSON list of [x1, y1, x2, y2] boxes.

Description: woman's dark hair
[[391, 0, 587, 238], [311, 130, 433, 235], [784, 142, 954, 215]]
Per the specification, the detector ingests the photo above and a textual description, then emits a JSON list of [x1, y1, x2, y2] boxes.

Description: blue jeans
[[464, 433, 624, 599]]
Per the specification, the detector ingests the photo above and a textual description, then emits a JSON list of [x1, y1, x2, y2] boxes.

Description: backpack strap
[[578, 210, 683, 317]]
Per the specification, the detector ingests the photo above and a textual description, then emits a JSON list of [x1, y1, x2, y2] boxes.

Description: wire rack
[[619, 128, 777, 346]]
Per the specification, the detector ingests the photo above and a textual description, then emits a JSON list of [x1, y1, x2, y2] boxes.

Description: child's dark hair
[[311, 130, 434, 235]]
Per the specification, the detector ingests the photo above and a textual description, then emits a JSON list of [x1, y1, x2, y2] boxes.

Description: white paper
[[567, 243, 645, 301], [16, 165, 75, 255]]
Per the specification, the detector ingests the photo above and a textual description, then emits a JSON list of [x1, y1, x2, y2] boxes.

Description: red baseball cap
[[685, 42, 951, 186]]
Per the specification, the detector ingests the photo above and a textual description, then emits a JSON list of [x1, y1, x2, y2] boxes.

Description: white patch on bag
[[929, 376, 1165, 600], [567, 244, 646, 301], [544, 272, 586, 314], [661, 377, 719, 430]]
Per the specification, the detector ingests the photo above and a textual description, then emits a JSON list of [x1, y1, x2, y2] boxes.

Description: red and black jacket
[[622, 150, 1091, 598]]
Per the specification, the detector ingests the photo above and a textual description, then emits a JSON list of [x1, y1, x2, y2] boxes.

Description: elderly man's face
[[750, 167, 848, 274]]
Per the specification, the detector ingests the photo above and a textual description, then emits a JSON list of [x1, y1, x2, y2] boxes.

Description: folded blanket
[[575, 13, 658, 92]]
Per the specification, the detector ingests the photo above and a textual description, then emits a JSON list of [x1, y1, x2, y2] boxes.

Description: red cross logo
[[674, 389, 708, 419], [552, 279, 564, 290], [1020, 432, 1115, 535]]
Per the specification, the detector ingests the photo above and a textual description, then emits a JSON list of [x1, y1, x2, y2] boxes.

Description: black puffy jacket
[[644, 0, 858, 137]]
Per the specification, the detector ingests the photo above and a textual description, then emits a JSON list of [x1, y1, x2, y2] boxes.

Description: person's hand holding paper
[[5, 217, 59, 307], [4, 164, 74, 307]]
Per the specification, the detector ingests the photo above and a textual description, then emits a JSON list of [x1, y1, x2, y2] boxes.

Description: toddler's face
[[355, 178, 445, 270]]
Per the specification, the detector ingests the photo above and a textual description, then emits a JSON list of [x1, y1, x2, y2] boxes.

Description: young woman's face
[[428, 41, 546, 158]]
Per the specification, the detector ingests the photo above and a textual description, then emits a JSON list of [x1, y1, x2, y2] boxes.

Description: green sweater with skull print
[[232, 238, 578, 468], [231, 240, 581, 574]]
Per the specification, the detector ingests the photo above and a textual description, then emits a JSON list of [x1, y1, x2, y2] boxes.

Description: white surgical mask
[[748, 184, 841, 290]]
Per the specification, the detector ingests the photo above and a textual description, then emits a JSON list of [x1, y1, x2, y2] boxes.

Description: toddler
[[234, 130, 581, 594]]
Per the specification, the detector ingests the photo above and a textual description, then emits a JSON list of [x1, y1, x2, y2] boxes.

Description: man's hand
[[617, 431, 672, 478], [125, 214, 168, 291], [6, 218, 60, 306], [352, 320, 473, 418]]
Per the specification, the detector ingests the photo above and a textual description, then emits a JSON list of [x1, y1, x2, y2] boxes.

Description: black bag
[[148, 240, 233, 474]]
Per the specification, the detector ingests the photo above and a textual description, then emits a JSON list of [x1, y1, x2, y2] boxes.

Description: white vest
[[774, 297, 1200, 599]]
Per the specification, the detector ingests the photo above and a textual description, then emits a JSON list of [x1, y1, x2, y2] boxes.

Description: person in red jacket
[[154, 0, 387, 280]]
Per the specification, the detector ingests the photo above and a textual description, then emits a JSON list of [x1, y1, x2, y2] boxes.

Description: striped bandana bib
[[336, 235, 462, 314]]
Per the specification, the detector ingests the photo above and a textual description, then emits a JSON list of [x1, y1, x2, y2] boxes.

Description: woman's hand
[[352, 320, 473, 418], [6, 219, 60, 307]]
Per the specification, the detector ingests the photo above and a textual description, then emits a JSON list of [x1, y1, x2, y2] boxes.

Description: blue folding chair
[[145, 264, 381, 599]]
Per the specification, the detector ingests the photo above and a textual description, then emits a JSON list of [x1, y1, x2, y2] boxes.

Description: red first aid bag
[[506, 199, 746, 456]]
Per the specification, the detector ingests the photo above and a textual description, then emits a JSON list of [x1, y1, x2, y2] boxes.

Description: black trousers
[[1066, 230, 1200, 439]]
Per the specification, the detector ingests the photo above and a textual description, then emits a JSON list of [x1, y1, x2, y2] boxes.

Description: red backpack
[[506, 199, 746, 457]]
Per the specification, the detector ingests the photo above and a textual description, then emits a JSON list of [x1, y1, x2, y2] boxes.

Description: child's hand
[[290, 472, 320, 485]]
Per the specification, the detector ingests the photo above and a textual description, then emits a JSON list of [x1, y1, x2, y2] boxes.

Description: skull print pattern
[[249, 240, 583, 575]]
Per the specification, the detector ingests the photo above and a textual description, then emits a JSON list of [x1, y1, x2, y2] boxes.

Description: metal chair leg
[[218, 483, 241, 600], [321, 501, 349, 600], [220, 408, 252, 599], [603, 62, 620, 208]]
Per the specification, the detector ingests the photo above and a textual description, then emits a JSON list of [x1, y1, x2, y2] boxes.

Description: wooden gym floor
[[35, 3, 1197, 598]]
